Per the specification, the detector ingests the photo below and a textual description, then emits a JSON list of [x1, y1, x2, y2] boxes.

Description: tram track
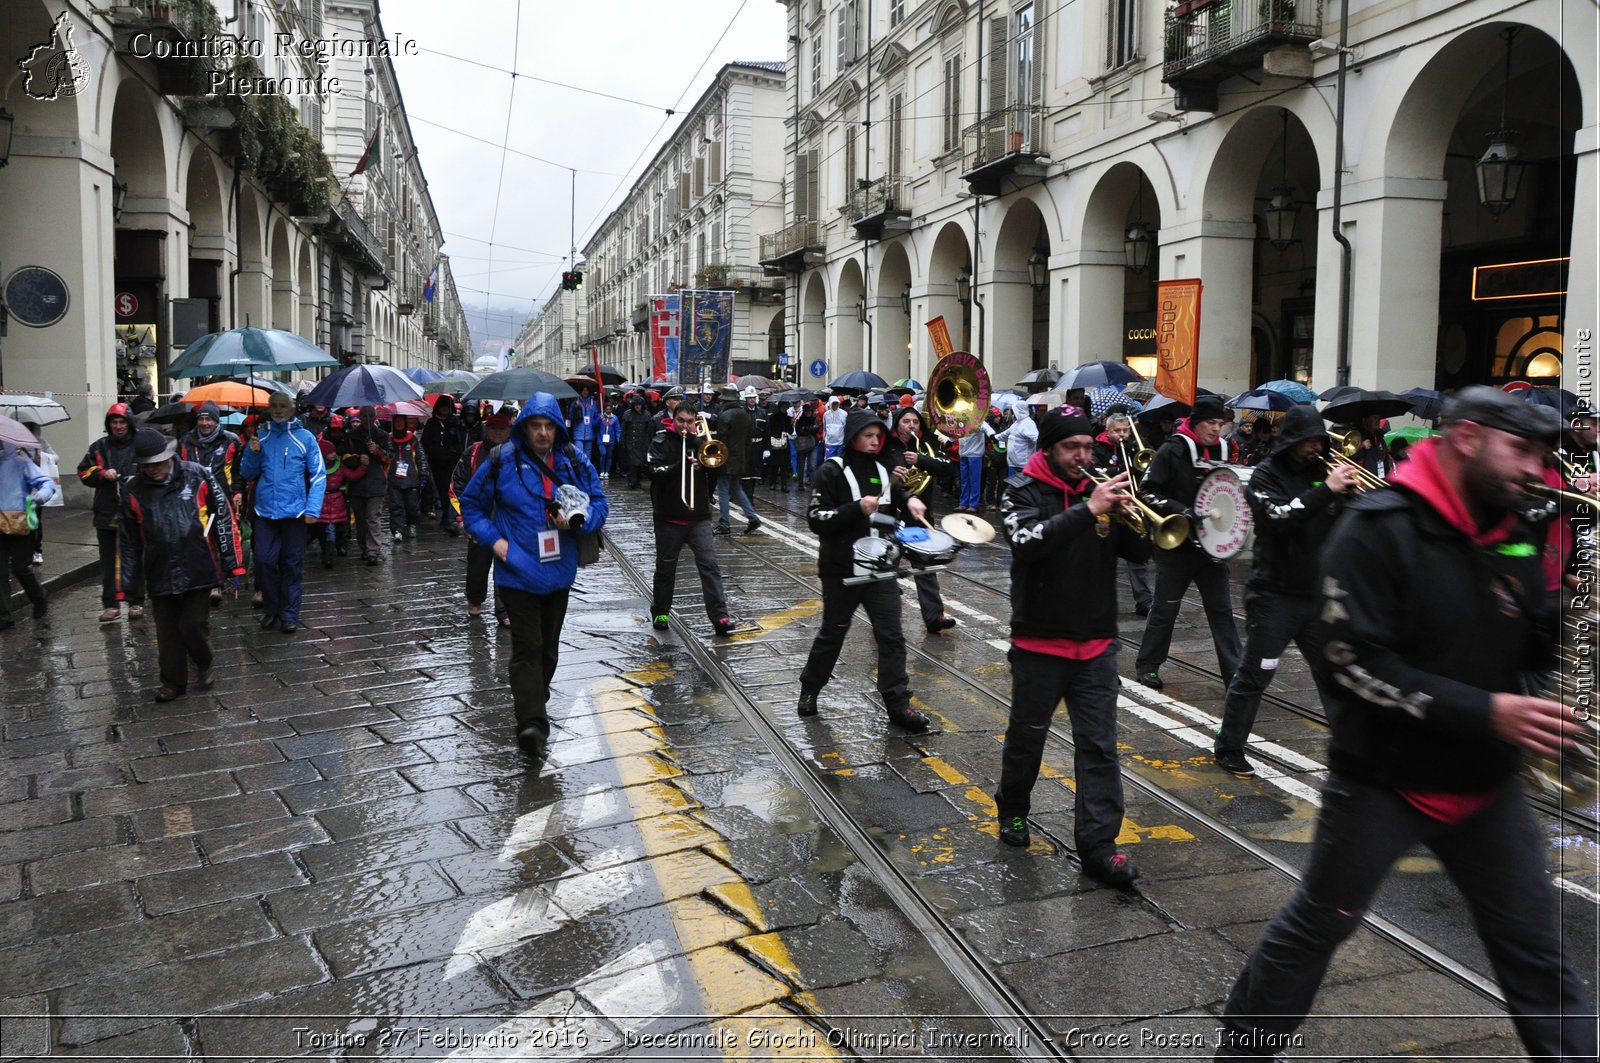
[[753, 487, 1600, 838], [599, 497, 1530, 1042]]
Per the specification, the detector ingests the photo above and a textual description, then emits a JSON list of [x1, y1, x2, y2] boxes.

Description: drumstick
[[917, 513, 936, 531]]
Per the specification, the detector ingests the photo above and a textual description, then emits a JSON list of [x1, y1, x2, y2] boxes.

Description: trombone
[[1525, 480, 1598, 511], [682, 414, 727, 509], [1085, 469, 1191, 549], [1126, 419, 1156, 472], [1323, 428, 1387, 493]]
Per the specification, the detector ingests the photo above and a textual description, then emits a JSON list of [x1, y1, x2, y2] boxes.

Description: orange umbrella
[[180, 381, 281, 408]]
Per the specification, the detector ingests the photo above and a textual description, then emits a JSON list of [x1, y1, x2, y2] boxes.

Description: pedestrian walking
[[569, 385, 600, 465], [341, 408, 392, 565], [459, 394, 608, 760], [178, 400, 243, 605], [0, 442, 54, 629], [645, 403, 737, 635], [453, 409, 514, 626], [822, 397, 847, 459], [315, 439, 363, 568], [239, 392, 325, 634], [422, 395, 466, 536], [386, 413, 424, 541], [713, 387, 761, 535], [993, 410, 1151, 887], [1133, 395, 1243, 689], [1216, 388, 1594, 1062], [796, 410, 931, 733], [118, 428, 244, 701], [793, 400, 819, 486], [597, 403, 620, 480], [621, 395, 656, 489], [764, 400, 791, 491], [956, 414, 995, 513], [78, 402, 144, 623]]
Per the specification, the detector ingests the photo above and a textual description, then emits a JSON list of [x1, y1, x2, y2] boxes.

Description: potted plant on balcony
[[694, 263, 733, 288]]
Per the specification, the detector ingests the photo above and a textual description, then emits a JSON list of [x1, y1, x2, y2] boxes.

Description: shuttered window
[[942, 54, 962, 152]]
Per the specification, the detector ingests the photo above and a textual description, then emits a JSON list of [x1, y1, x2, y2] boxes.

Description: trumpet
[[1085, 469, 1191, 550], [1126, 420, 1157, 473], [681, 414, 728, 509]]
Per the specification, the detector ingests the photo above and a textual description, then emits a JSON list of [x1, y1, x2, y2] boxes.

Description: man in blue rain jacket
[[240, 391, 325, 634], [460, 392, 608, 761]]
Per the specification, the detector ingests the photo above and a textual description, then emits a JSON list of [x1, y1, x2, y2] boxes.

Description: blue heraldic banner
[[680, 289, 733, 389]]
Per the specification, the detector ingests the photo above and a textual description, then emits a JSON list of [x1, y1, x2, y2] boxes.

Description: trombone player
[[886, 400, 959, 633], [995, 409, 1152, 887], [1212, 406, 1358, 777], [1094, 409, 1153, 615], [644, 404, 737, 637]]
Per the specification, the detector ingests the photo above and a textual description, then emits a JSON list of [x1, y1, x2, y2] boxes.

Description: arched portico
[[1072, 163, 1163, 383], [874, 240, 913, 383], [989, 197, 1052, 390], [832, 258, 865, 378], [920, 221, 973, 379]]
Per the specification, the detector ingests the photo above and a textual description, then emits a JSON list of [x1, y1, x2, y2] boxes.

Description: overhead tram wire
[[479, 0, 526, 347], [406, 114, 631, 177]]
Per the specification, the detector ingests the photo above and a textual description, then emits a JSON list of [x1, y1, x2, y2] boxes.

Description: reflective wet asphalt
[[0, 482, 1593, 1061]]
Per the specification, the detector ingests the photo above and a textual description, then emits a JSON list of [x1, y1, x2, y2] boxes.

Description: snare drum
[[851, 536, 903, 580], [896, 526, 960, 569]]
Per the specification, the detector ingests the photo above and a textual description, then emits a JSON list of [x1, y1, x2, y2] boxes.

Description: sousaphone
[[924, 351, 991, 439]]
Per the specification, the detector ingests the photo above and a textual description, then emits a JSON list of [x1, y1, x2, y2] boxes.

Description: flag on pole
[[352, 127, 381, 176], [423, 263, 437, 304], [649, 294, 680, 382], [1155, 278, 1203, 407]]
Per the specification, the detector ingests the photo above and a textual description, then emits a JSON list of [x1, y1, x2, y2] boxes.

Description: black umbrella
[[463, 368, 578, 403], [1322, 388, 1413, 424], [1400, 387, 1446, 420], [1014, 368, 1061, 392], [1521, 386, 1582, 418], [138, 401, 196, 426], [1057, 360, 1144, 390], [1135, 395, 1190, 422], [828, 370, 888, 393], [771, 388, 819, 404]]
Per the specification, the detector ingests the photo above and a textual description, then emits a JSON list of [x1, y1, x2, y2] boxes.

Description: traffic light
[[560, 270, 584, 291]]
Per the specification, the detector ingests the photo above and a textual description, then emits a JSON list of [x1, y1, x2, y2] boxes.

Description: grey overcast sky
[[376, 0, 789, 347]]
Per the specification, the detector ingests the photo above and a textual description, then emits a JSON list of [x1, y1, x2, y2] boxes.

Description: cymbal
[[941, 511, 996, 545]]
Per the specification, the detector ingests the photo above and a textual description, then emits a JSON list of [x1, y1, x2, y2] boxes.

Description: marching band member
[[1217, 387, 1593, 1062], [644, 404, 736, 637], [1094, 410, 1153, 616], [797, 410, 932, 732], [1212, 406, 1358, 777], [994, 409, 1151, 887], [884, 403, 958, 634], [1133, 395, 1243, 689]]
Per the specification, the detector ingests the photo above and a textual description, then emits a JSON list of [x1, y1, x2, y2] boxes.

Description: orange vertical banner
[[1155, 278, 1202, 407], [925, 316, 955, 361]]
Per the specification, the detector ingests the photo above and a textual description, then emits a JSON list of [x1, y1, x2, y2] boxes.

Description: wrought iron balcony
[[848, 176, 912, 241], [758, 219, 824, 275], [1163, 0, 1322, 105], [106, 2, 214, 94], [960, 108, 1048, 197], [329, 197, 389, 282]]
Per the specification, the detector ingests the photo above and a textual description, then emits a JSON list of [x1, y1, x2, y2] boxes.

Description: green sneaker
[[651, 614, 670, 631]]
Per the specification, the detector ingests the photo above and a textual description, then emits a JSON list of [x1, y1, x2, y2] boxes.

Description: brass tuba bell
[[924, 352, 992, 439]]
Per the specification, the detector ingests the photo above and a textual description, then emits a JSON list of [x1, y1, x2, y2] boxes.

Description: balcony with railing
[[106, 1, 218, 94], [758, 219, 825, 275], [848, 176, 912, 241], [960, 108, 1048, 197], [330, 197, 389, 282], [1163, 0, 1322, 106]]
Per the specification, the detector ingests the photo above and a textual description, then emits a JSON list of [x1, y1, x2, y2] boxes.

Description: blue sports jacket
[[239, 417, 326, 519]]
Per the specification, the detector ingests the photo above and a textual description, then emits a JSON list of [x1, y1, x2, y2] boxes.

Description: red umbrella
[[377, 400, 432, 419]]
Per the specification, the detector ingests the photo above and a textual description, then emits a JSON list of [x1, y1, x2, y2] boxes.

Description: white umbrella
[[0, 394, 71, 426]]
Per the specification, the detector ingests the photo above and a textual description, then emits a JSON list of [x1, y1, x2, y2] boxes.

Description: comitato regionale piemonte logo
[[19, 11, 91, 101]]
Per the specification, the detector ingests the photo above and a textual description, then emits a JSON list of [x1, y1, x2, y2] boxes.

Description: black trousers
[[1215, 588, 1320, 756], [500, 585, 570, 742], [651, 520, 728, 621], [0, 533, 45, 624], [387, 485, 421, 532], [799, 576, 910, 709], [1134, 546, 1242, 679], [996, 645, 1125, 858], [1220, 777, 1596, 1061], [98, 527, 142, 608], [465, 540, 502, 617], [428, 459, 459, 525], [151, 588, 213, 692]]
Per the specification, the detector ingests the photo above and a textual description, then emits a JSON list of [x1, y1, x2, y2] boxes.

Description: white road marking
[[442, 889, 564, 979], [549, 862, 646, 921], [497, 787, 619, 862], [1118, 695, 1324, 806], [575, 939, 682, 1038]]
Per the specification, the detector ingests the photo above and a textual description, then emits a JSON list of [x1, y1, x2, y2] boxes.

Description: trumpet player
[[645, 404, 736, 637], [1094, 410, 1153, 616], [994, 410, 1152, 887], [1212, 406, 1358, 778], [1218, 387, 1594, 1062], [885, 403, 958, 633]]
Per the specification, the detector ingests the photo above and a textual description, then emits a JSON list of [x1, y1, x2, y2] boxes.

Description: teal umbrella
[[167, 327, 339, 378]]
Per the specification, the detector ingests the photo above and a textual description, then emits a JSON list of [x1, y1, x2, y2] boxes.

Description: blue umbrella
[[402, 367, 446, 385], [1227, 388, 1298, 412], [167, 326, 339, 379], [890, 377, 923, 391], [1521, 386, 1582, 419], [1259, 379, 1319, 403], [1057, 360, 1144, 390], [828, 370, 889, 393], [1086, 385, 1143, 418], [303, 364, 424, 409]]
